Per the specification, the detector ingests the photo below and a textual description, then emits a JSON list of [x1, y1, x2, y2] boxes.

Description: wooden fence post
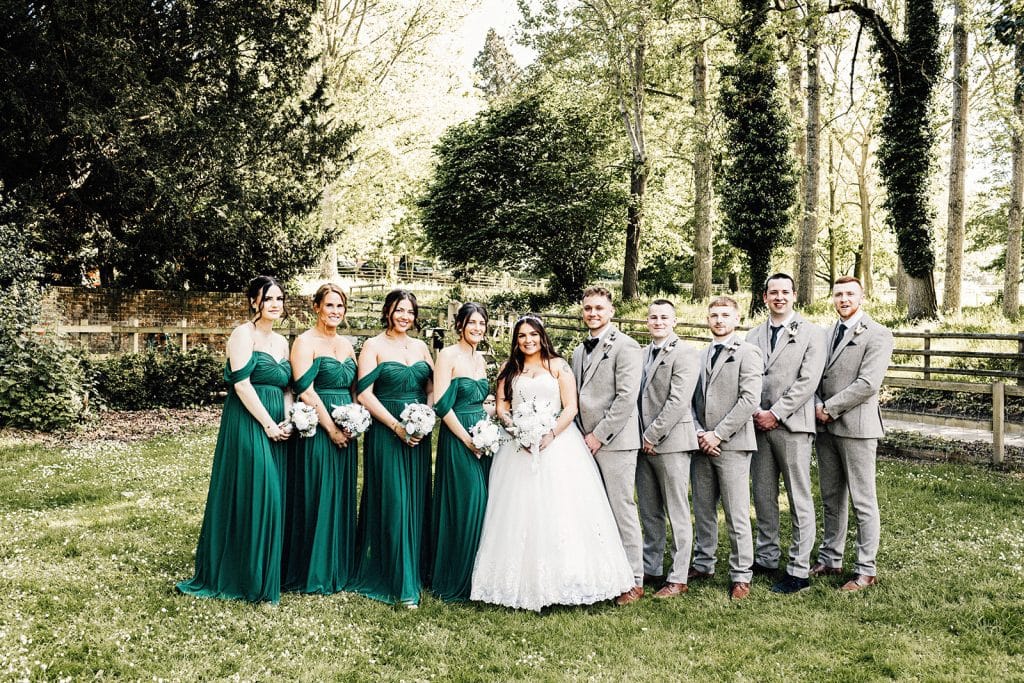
[[180, 318, 188, 352], [447, 301, 459, 328], [923, 330, 931, 381], [992, 381, 1005, 466], [131, 318, 140, 354], [1017, 331, 1024, 386]]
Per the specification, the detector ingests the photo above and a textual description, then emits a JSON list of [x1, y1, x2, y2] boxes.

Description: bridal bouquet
[[509, 399, 558, 452], [400, 402, 436, 438], [289, 401, 319, 438], [469, 418, 504, 456], [330, 403, 372, 437]]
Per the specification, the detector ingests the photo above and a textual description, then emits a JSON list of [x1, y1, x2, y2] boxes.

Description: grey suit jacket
[[816, 313, 894, 439], [692, 339, 763, 451], [571, 326, 642, 451], [638, 334, 700, 453], [747, 313, 827, 434]]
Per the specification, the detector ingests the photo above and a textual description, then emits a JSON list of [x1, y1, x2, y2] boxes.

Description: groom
[[571, 286, 645, 606]]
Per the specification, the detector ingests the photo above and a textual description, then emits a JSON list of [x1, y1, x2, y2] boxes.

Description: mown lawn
[[1, 419, 1022, 681]]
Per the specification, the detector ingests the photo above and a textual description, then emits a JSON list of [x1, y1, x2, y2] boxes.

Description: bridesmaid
[[429, 302, 491, 602], [348, 289, 434, 607], [178, 275, 293, 603], [282, 283, 358, 594]]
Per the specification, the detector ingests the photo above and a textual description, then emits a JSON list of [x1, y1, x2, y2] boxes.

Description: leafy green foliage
[[419, 95, 626, 302], [0, 199, 86, 431], [90, 348, 224, 411], [1, 1, 356, 290], [718, 0, 798, 315]]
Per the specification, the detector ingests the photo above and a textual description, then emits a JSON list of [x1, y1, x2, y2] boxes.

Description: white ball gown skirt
[[470, 374, 634, 612]]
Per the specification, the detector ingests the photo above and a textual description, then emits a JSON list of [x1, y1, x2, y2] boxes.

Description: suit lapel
[[765, 315, 798, 369], [572, 346, 584, 388], [827, 316, 860, 367], [707, 343, 732, 387]]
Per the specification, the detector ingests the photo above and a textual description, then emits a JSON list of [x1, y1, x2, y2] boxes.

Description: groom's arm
[[589, 338, 642, 445]]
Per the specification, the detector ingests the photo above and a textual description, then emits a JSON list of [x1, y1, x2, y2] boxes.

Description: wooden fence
[[47, 302, 1024, 466]]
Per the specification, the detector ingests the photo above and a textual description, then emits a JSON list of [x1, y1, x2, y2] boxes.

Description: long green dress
[[430, 377, 491, 602], [177, 351, 290, 603], [348, 360, 433, 605], [282, 356, 358, 594]]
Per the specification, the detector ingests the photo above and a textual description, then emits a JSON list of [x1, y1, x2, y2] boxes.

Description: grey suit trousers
[[752, 429, 816, 577], [815, 431, 880, 576], [690, 450, 753, 583], [636, 450, 692, 584], [595, 448, 644, 583]]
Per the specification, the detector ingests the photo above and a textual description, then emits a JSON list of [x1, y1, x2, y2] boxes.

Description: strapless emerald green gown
[[430, 377, 491, 602], [282, 356, 358, 594], [178, 351, 290, 603], [348, 360, 433, 605]]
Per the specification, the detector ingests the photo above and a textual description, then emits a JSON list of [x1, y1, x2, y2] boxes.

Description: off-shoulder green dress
[[430, 377, 491, 602], [348, 360, 433, 605], [177, 351, 290, 603], [282, 356, 358, 594]]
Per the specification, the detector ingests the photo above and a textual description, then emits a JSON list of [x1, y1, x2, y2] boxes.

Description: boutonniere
[[853, 322, 868, 336], [727, 339, 742, 351], [787, 320, 800, 335], [602, 330, 617, 356]]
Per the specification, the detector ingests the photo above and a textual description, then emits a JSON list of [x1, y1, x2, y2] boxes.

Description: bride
[[470, 315, 634, 611]]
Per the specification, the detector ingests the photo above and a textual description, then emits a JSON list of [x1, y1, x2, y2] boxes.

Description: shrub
[[91, 347, 223, 410]]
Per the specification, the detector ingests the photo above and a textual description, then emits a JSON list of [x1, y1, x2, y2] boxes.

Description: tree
[[798, 1, 822, 306], [474, 29, 521, 102], [418, 96, 625, 301], [690, 2, 716, 302], [719, 0, 799, 317], [0, 0, 355, 290], [993, 0, 1024, 317], [831, 0, 942, 319], [943, 0, 971, 314]]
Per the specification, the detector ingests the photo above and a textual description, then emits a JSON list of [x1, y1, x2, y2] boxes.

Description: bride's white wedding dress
[[470, 372, 634, 611]]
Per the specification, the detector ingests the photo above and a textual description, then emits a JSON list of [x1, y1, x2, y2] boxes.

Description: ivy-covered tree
[[719, 0, 798, 317], [0, 0, 356, 290], [831, 0, 942, 319], [418, 95, 625, 301]]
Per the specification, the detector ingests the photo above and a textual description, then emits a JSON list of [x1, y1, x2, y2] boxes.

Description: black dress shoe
[[751, 562, 779, 578], [770, 574, 810, 594]]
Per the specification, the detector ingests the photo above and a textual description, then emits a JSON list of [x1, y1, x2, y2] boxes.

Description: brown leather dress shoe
[[615, 585, 644, 606], [654, 582, 689, 598], [729, 582, 751, 600], [840, 574, 878, 592], [808, 562, 843, 577], [687, 566, 714, 582]]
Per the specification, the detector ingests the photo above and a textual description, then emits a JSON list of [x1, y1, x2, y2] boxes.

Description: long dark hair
[[496, 315, 561, 398], [380, 289, 419, 331], [454, 302, 488, 338], [247, 275, 287, 322]]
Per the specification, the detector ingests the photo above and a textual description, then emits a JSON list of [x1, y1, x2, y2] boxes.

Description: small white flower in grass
[[289, 401, 319, 438], [330, 403, 372, 437], [400, 403, 435, 438], [469, 418, 504, 456]]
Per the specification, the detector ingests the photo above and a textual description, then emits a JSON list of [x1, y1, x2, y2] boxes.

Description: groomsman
[[635, 299, 701, 598], [812, 276, 894, 591], [748, 274, 826, 594], [571, 286, 645, 605], [690, 296, 763, 600]]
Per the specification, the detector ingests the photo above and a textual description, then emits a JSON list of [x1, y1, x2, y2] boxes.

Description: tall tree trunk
[[943, 0, 970, 314], [856, 145, 873, 297], [785, 21, 806, 280], [908, 273, 939, 320], [896, 256, 909, 309], [1003, 41, 1024, 319], [827, 133, 837, 284], [691, 29, 713, 302], [320, 243, 339, 279], [622, 161, 646, 300], [798, 11, 820, 306]]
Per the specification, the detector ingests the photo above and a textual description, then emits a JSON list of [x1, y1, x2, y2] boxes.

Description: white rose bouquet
[[330, 403, 372, 437], [400, 403, 436, 439], [289, 401, 319, 438], [469, 418, 504, 456], [509, 399, 558, 451]]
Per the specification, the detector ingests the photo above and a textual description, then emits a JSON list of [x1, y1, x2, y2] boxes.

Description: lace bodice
[[510, 373, 562, 412]]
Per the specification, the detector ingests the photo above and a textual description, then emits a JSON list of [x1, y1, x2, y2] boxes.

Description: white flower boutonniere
[[788, 320, 801, 335], [727, 339, 743, 351], [853, 322, 868, 336], [602, 330, 618, 357]]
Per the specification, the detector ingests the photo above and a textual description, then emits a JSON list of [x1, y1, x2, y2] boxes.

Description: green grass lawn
[[1, 421, 1022, 681]]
